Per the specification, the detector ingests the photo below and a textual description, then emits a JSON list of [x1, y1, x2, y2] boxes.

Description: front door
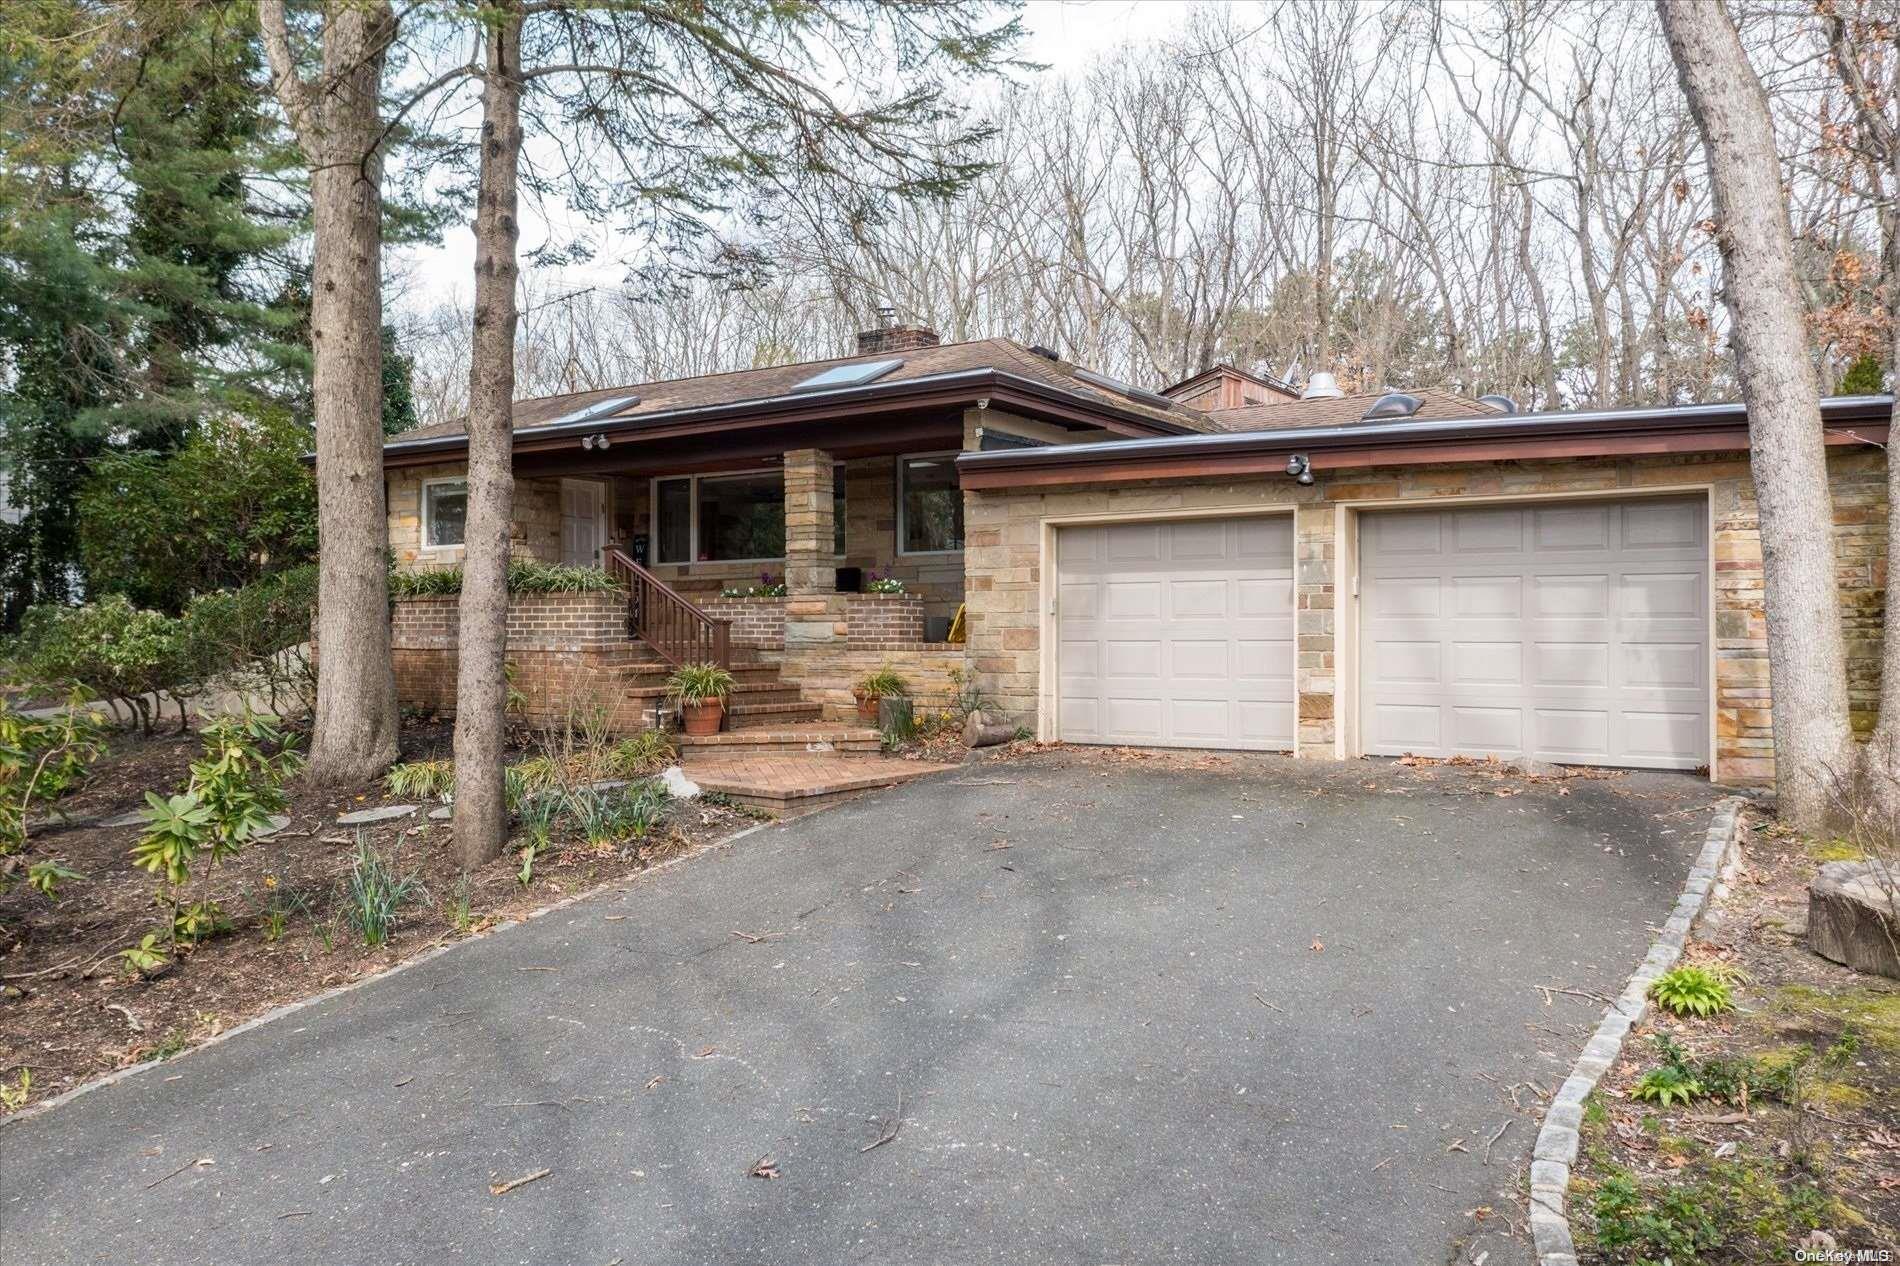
[[560, 479, 606, 566]]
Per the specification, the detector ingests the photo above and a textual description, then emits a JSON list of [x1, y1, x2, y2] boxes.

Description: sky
[[389, 0, 1204, 318]]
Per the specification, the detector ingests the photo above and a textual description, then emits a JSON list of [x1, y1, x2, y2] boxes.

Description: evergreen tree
[[1838, 351, 1885, 395], [381, 324, 419, 435]]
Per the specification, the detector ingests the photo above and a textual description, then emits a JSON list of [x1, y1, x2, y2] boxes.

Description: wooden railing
[[603, 547, 732, 669]]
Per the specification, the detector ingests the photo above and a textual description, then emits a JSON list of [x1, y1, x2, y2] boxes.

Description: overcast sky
[[388, 0, 1201, 319]]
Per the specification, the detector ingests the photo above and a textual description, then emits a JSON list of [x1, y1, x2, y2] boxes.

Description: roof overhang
[[378, 367, 1198, 469], [957, 395, 1895, 490]]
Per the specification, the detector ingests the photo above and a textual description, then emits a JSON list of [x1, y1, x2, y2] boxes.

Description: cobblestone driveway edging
[[1529, 794, 1748, 1265]]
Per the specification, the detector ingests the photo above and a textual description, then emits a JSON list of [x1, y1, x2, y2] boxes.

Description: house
[[381, 315, 1890, 792]]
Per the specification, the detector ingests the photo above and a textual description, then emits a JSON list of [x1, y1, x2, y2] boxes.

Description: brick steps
[[727, 701, 825, 727], [677, 725, 883, 755]]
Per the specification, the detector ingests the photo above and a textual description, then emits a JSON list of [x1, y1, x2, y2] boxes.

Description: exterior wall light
[[1286, 453, 1314, 485]]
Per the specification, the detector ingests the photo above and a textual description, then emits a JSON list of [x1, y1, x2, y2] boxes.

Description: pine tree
[[1838, 351, 1885, 396]]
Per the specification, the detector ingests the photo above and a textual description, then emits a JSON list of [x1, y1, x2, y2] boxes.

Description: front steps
[[615, 636, 951, 816]]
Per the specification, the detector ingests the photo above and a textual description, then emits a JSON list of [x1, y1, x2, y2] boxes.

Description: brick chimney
[[856, 305, 940, 356]]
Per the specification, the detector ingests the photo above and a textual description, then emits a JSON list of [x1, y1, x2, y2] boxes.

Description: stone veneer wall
[[960, 449, 1887, 788], [389, 591, 646, 730], [774, 643, 968, 723], [387, 463, 563, 571]]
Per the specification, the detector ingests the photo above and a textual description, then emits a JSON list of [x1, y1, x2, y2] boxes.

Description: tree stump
[[1808, 860, 1900, 980], [962, 709, 1015, 749]]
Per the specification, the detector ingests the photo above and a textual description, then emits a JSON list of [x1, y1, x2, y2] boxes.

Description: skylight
[[789, 358, 904, 393], [548, 394, 640, 426], [1073, 367, 1179, 412]]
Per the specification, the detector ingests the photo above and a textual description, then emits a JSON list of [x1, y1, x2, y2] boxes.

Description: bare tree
[[452, 0, 525, 867], [1657, 0, 1853, 829], [259, 0, 401, 784], [1821, 0, 1900, 827]]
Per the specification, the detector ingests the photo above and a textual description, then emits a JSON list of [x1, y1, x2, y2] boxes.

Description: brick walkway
[[683, 751, 958, 815]]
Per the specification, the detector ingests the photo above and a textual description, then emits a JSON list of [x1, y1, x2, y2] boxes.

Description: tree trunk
[[261, 0, 401, 785], [1860, 198, 1900, 832], [1656, 0, 1853, 830], [452, 2, 525, 868]]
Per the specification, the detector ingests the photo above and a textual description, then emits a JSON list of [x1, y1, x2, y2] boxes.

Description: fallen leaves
[[748, 1156, 781, 1179]]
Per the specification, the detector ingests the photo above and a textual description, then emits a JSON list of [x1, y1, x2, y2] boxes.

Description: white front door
[[560, 479, 606, 566]]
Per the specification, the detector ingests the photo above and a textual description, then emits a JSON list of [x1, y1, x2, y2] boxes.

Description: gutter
[[956, 394, 1896, 487], [374, 367, 1198, 465]]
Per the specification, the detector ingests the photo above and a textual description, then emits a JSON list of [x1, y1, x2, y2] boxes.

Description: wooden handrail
[[603, 548, 732, 670]]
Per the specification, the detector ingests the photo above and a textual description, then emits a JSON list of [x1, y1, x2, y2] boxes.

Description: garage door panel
[[1361, 496, 1708, 770], [1450, 706, 1523, 752], [1533, 504, 1615, 551], [1103, 581, 1161, 619], [1452, 507, 1525, 553], [1450, 641, 1522, 686], [1453, 574, 1522, 617], [1534, 642, 1610, 687], [1531, 573, 1611, 619], [1622, 499, 1703, 550], [1535, 708, 1611, 760], [1623, 572, 1703, 620], [1058, 519, 1293, 751]]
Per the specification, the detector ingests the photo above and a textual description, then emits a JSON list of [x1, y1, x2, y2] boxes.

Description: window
[[899, 454, 962, 554], [423, 479, 467, 548], [651, 467, 845, 565]]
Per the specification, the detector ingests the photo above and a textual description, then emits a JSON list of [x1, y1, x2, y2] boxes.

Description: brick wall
[[961, 449, 1888, 789], [390, 591, 645, 730], [702, 596, 786, 648], [390, 591, 628, 650], [846, 594, 926, 648]]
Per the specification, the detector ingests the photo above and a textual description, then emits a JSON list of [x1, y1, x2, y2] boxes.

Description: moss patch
[[1805, 837, 1866, 863], [1775, 985, 1900, 1054]]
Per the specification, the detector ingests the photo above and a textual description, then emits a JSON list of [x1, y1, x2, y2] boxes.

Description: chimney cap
[[874, 303, 897, 330], [1301, 371, 1345, 400]]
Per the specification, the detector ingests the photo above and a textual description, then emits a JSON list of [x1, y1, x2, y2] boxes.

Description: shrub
[[388, 560, 623, 599], [177, 565, 318, 715], [0, 694, 109, 852], [9, 596, 189, 733], [1649, 966, 1734, 1017], [76, 408, 318, 614], [131, 712, 301, 944]]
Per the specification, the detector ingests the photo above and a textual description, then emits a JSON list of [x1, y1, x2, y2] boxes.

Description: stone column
[[1294, 502, 1337, 756], [782, 448, 845, 647]]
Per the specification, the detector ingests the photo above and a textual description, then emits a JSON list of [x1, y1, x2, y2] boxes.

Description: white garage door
[[1055, 517, 1294, 750], [1358, 496, 1708, 769]]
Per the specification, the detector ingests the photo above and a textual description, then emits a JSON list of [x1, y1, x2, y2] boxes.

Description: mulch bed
[[1569, 808, 1899, 1259], [0, 718, 762, 1114]]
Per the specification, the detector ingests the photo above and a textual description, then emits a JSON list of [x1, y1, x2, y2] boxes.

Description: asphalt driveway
[[0, 751, 1718, 1265]]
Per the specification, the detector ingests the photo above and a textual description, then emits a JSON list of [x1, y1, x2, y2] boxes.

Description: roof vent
[[1362, 392, 1423, 420], [1027, 344, 1060, 361], [1478, 394, 1519, 415], [1301, 371, 1345, 400]]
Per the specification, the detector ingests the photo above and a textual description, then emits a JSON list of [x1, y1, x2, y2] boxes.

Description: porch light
[[1286, 453, 1314, 486], [581, 433, 613, 451]]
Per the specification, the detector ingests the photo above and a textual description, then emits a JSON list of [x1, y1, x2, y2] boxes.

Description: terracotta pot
[[855, 693, 881, 722], [680, 698, 725, 735]]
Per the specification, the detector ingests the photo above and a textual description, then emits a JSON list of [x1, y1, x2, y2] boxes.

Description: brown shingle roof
[[395, 338, 1211, 444], [1204, 388, 1498, 432]]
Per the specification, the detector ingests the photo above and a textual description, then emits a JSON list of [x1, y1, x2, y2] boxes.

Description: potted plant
[[852, 665, 909, 723], [667, 662, 735, 735]]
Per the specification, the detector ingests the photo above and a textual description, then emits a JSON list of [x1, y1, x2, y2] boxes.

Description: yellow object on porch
[[946, 603, 966, 644]]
